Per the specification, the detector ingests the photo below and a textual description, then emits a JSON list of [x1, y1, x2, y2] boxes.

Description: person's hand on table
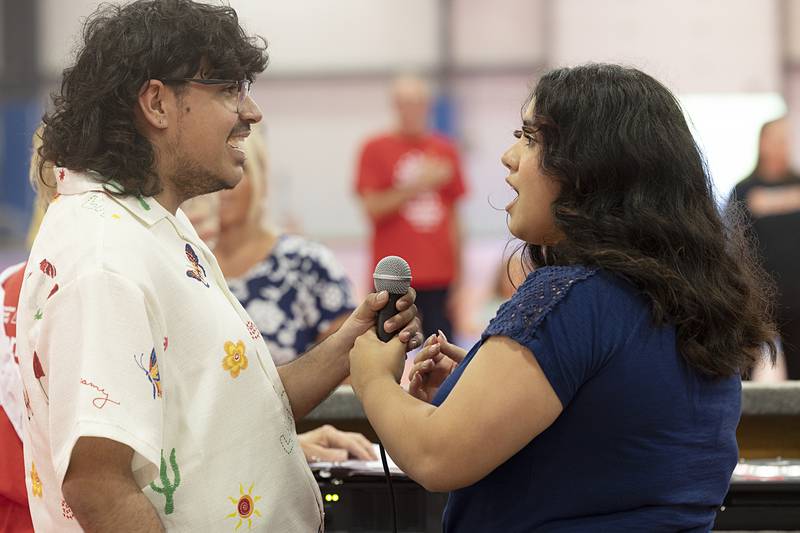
[[298, 424, 377, 462]]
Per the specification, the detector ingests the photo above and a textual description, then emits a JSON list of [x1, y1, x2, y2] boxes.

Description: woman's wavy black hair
[[521, 63, 776, 378], [39, 0, 268, 197]]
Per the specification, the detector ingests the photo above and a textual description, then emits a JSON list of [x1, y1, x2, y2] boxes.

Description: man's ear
[[137, 80, 170, 130]]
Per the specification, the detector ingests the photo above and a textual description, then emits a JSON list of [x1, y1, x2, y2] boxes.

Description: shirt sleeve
[[37, 269, 163, 489], [481, 266, 607, 408]]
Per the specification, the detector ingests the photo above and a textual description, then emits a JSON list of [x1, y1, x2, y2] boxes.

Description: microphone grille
[[373, 255, 412, 294]]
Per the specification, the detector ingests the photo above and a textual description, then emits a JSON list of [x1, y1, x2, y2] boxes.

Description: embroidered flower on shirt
[[30, 462, 43, 497], [185, 244, 209, 287], [39, 259, 56, 278], [226, 483, 262, 530], [222, 340, 248, 378], [57, 169, 65, 181], [135, 348, 162, 399]]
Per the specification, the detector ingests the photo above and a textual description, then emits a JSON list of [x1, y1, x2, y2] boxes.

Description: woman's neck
[[216, 221, 279, 278]]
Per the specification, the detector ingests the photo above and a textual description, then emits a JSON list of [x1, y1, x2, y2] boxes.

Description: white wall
[[552, 0, 781, 94], [451, 0, 546, 68], [37, 0, 786, 240], [233, 0, 440, 74]]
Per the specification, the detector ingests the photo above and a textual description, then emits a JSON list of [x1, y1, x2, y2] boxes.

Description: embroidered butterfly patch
[[184, 244, 209, 287], [135, 348, 162, 399]]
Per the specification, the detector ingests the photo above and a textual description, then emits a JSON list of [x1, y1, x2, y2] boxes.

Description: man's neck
[[154, 187, 181, 215], [395, 127, 426, 139]]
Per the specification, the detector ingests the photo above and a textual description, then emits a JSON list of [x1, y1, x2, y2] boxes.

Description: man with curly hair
[[17, 1, 420, 531]]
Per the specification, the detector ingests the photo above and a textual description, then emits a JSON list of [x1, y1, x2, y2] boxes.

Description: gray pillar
[[0, 0, 39, 103]]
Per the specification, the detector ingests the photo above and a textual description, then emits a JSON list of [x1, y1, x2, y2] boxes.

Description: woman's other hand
[[408, 330, 467, 403]]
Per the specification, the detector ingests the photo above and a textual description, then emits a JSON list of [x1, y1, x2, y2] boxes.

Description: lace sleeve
[[482, 265, 598, 347]]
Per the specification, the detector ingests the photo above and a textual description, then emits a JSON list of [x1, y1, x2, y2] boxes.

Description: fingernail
[[377, 291, 388, 302]]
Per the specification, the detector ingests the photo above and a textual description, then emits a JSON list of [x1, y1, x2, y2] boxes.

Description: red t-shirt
[[1, 264, 33, 532], [355, 133, 467, 289]]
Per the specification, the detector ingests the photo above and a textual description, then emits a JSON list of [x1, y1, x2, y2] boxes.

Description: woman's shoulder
[[485, 266, 644, 338], [516, 265, 641, 303], [274, 234, 348, 278], [275, 234, 332, 258]]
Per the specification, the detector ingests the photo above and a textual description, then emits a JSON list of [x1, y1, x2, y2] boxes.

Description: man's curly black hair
[[39, 0, 268, 197]]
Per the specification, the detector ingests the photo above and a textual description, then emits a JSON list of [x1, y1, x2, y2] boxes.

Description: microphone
[[373, 256, 412, 342]]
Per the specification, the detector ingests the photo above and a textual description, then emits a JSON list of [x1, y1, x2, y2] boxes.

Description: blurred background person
[[214, 126, 357, 365], [0, 126, 56, 533], [183, 127, 376, 462], [354, 74, 467, 339], [729, 116, 800, 379]]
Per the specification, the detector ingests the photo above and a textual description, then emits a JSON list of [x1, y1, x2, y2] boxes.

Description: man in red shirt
[[1, 263, 34, 532], [355, 75, 467, 339]]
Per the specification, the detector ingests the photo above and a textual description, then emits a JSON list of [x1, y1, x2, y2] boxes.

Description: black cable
[[378, 440, 398, 533]]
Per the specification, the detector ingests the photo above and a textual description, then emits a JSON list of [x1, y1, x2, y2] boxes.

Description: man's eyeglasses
[[159, 78, 251, 113]]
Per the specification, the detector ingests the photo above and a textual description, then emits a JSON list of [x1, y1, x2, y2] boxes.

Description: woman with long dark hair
[[349, 64, 776, 531]]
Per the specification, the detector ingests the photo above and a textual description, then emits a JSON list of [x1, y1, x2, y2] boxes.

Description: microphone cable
[[378, 440, 398, 533]]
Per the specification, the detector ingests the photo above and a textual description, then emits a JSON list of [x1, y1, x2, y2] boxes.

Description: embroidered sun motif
[[222, 340, 248, 378], [226, 483, 262, 530]]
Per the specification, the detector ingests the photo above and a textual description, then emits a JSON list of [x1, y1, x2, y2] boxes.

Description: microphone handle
[[377, 292, 403, 342]]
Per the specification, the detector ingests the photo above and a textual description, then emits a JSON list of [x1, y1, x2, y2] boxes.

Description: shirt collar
[[55, 167, 171, 227]]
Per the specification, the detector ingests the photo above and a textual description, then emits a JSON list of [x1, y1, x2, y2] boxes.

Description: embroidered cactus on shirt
[[150, 448, 181, 515]]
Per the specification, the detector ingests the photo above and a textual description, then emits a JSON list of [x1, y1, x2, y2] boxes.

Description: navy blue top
[[432, 266, 740, 532], [228, 235, 356, 366]]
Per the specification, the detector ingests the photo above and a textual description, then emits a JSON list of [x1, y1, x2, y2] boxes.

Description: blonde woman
[[186, 127, 376, 462]]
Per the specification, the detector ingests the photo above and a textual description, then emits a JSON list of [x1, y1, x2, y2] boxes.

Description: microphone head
[[373, 255, 412, 294]]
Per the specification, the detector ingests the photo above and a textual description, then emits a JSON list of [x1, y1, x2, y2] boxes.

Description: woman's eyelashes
[[513, 129, 536, 147]]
